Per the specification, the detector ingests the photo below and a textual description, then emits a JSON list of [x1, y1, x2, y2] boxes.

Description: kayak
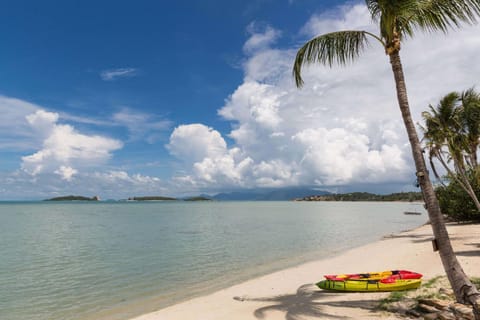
[[324, 270, 422, 281], [317, 278, 422, 292]]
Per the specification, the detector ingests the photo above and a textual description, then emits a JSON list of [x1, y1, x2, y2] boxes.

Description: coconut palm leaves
[[422, 93, 461, 184], [422, 92, 463, 176], [293, 31, 376, 87], [421, 89, 480, 212], [293, 0, 480, 88], [412, 0, 480, 32], [292, 0, 480, 315]]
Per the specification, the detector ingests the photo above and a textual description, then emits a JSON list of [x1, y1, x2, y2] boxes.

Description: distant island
[[294, 192, 423, 202], [45, 195, 100, 201]]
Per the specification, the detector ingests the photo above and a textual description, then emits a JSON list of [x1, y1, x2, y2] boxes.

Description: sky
[[1, 0, 480, 200]]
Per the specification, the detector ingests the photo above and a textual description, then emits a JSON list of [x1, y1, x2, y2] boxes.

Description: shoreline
[[130, 222, 479, 320]]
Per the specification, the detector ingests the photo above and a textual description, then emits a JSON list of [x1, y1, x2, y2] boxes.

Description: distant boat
[[404, 211, 422, 215], [404, 203, 423, 215]]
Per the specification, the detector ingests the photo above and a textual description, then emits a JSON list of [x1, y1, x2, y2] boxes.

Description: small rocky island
[[45, 195, 100, 201]]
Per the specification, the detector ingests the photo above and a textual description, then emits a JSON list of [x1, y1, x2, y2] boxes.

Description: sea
[[0, 201, 427, 320]]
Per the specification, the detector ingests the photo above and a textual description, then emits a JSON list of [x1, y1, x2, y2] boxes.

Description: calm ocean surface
[[0, 201, 427, 320]]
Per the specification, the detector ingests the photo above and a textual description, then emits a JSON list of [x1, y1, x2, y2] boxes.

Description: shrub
[[435, 171, 480, 222]]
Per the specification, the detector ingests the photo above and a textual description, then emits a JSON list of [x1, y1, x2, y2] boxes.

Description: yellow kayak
[[317, 278, 422, 292]]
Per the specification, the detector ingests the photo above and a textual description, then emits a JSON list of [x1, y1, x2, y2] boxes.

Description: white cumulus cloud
[[21, 110, 123, 178], [167, 3, 480, 192], [167, 124, 228, 163], [0, 97, 170, 199]]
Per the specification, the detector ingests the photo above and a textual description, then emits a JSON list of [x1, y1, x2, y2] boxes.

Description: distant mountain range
[[208, 187, 330, 201]]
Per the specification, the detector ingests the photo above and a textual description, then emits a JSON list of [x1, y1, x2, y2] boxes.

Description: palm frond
[[412, 0, 480, 33], [438, 92, 461, 123], [293, 31, 371, 88], [366, 0, 381, 22], [461, 87, 480, 109]]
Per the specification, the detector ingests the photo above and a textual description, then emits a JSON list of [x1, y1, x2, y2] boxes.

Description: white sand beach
[[131, 223, 480, 320]]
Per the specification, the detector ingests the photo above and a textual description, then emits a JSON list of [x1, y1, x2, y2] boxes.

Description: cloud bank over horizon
[[2, 3, 480, 199], [0, 97, 167, 199], [165, 3, 480, 193]]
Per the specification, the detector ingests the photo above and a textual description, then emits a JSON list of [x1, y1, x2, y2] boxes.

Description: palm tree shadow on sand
[[233, 284, 382, 320]]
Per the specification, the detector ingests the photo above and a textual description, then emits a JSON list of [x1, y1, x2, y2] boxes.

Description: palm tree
[[460, 88, 480, 168], [292, 0, 480, 315], [420, 94, 458, 187], [422, 90, 480, 212]]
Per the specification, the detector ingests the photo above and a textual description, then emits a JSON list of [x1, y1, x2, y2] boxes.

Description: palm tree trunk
[[389, 51, 480, 317]]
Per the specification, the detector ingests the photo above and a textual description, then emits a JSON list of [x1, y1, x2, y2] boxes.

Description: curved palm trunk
[[389, 52, 480, 317]]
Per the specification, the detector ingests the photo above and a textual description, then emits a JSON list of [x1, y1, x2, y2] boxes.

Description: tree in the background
[[460, 88, 480, 168], [422, 88, 480, 212], [436, 171, 480, 222], [292, 1, 480, 316], [421, 92, 461, 186]]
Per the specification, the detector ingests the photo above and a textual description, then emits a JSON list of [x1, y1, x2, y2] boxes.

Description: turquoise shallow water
[[0, 201, 427, 320]]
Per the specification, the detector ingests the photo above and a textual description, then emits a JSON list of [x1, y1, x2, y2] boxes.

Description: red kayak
[[324, 270, 423, 282]]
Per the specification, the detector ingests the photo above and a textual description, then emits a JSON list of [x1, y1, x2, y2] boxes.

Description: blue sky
[[1, 0, 480, 199]]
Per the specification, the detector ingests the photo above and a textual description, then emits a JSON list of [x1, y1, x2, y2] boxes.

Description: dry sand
[[131, 223, 479, 320]]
